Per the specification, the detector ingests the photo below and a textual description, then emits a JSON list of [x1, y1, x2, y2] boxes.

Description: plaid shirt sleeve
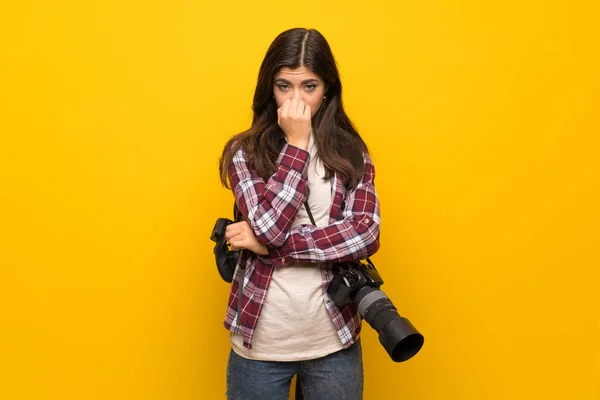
[[267, 152, 381, 266], [228, 143, 310, 247]]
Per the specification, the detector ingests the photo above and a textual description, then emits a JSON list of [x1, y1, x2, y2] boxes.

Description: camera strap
[[235, 249, 247, 327], [232, 201, 249, 327], [303, 199, 317, 226]]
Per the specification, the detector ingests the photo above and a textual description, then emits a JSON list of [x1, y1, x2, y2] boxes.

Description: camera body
[[210, 218, 239, 283], [327, 259, 383, 307]]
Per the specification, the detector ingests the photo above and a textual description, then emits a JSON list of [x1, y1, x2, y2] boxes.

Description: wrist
[[287, 139, 309, 151], [257, 243, 269, 256]]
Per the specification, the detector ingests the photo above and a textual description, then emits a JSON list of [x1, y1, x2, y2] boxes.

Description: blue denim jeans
[[226, 340, 363, 400]]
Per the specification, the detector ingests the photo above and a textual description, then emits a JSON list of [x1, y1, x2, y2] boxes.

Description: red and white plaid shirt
[[224, 143, 381, 350]]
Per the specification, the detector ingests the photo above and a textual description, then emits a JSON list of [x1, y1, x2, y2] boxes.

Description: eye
[[276, 84, 290, 91], [304, 84, 317, 92]]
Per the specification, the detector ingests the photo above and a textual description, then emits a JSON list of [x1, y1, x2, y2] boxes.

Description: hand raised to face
[[277, 98, 312, 151]]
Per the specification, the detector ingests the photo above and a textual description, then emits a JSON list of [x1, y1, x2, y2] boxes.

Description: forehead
[[274, 66, 322, 82]]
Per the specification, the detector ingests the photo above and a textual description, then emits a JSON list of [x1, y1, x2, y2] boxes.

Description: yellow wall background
[[1, 1, 599, 399]]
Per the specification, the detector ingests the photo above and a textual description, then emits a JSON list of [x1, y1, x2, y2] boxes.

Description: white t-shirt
[[231, 134, 343, 361]]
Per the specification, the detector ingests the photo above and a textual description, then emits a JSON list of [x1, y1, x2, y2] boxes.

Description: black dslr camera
[[328, 259, 424, 362]]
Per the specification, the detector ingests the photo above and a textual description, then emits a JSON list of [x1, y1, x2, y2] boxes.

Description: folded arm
[[228, 144, 310, 248], [267, 152, 380, 267]]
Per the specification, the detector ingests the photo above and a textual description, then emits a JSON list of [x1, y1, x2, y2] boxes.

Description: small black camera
[[210, 218, 239, 283], [328, 260, 424, 362]]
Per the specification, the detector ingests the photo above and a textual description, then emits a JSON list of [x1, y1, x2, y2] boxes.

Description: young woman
[[219, 27, 380, 400]]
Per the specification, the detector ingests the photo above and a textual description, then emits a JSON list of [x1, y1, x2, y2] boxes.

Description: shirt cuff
[[266, 237, 294, 267], [276, 144, 310, 177], [268, 249, 288, 267]]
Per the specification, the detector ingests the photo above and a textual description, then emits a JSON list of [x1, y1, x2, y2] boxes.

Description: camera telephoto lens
[[353, 286, 424, 362]]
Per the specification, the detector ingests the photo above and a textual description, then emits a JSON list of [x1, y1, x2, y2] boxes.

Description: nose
[[292, 88, 301, 100]]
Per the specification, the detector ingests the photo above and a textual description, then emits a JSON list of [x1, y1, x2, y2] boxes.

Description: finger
[[229, 241, 243, 251], [237, 220, 249, 228], [224, 224, 242, 240], [229, 221, 246, 229], [279, 98, 289, 113], [304, 103, 311, 118], [224, 224, 236, 237], [228, 233, 241, 248], [232, 222, 248, 237], [277, 104, 282, 124], [280, 98, 290, 119], [297, 99, 306, 115], [240, 221, 253, 233], [226, 221, 253, 241], [230, 235, 248, 250], [289, 98, 298, 117]]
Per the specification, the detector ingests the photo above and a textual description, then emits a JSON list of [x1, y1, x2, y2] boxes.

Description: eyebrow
[[274, 78, 320, 84]]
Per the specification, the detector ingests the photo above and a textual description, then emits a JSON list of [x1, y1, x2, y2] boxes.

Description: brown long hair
[[219, 28, 368, 190]]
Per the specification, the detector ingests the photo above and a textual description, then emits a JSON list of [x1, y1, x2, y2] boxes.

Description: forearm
[[229, 144, 310, 247], [267, 215, 380, 266]]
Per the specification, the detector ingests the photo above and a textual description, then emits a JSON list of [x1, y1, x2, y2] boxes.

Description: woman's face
[[273, 66, 326, 117]]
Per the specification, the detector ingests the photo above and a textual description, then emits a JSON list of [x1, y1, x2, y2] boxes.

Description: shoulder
[[362, 151, 376, 171], [231, 145, 248, 163]]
